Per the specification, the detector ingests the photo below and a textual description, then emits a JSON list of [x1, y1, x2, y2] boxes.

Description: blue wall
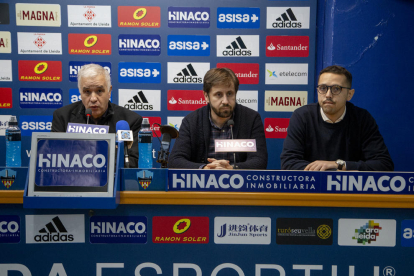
[[317, 0, 414, 171]]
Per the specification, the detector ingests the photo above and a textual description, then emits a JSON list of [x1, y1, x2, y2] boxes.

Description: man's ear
[[347, 89, 355, 101], [203, 91, 209, 103]]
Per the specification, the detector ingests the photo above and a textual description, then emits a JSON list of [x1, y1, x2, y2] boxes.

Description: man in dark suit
[[169, 68, 267, 170], [52, 63, 142, 167]]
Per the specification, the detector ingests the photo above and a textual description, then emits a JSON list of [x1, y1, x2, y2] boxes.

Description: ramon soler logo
[[352, 220, 382, 245], [152, 216, 209, 243], [34, 62, 48, 74], [84, 35, 98, 47]]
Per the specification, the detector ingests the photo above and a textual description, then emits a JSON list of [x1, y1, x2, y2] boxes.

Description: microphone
[[227, 119, 238, 169], [116, 120, 131, 168], [85, 109, 92, 124], [156, 125, 179, 168]]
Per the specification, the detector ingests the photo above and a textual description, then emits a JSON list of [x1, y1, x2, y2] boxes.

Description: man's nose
[[325, 87, 333, 97], [222, 95, 229, 104], [90, 92, 98, 102]]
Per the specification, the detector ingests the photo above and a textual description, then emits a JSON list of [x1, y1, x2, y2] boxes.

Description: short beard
[[211, 104, 233, 118]]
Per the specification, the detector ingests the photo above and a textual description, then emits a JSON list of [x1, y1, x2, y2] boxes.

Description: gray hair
[[77, 63, 111, 91]]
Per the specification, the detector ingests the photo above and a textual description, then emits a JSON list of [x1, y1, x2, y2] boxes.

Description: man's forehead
[[318, 73, 348, 83], [81, 76, 106, 89], [210, 83, 235, 92]]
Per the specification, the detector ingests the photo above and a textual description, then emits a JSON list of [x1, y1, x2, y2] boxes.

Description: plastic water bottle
[[138, 118, 153, 168], [5, 116, 21, 167]]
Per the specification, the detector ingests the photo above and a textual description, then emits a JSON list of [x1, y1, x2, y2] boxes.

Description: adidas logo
[[34, 216, 74, 242], [272, 8, 302, 28], [124, 91, 153, 110], [222, 36, 251, 56], [173, 64, 202, 83]]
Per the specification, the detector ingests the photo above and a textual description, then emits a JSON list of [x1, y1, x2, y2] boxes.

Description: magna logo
[[119, 62, 161, 83], [0, 215, 20, 243], [90, 216, 147, 244], [118, 34, 161, 56], [266, 7, 310, 29], [264, 118, 289, 139], [217, 7, 260, 29], [19, 88, 63, 108], [18, 60, 62, 82], [69, 61, 111, 82], [168, 35, 210, 56], [167, 90, 207, 111], [153, 216, 209, 244], [168, 62, 210, 84], [119, 89, 161, 111], [264, 91, 307, 112], [20, 115, 52, 136], [266, 36, 309, 57], [26, 215, 85, 244], [168, 7, 210, 28], [15, 3, 61, 27], [0, 88, 12, 108], [118, 6, 160, 28], [68, 33, 111, 55], [217, 35, 259, 57], [217, 63, 259, 84]]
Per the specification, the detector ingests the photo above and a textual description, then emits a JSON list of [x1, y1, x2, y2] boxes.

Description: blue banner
[[20, 115, 53, 136], [19, 88, 63, 109], [168, 35, 210, 56], [118, 34, 161, 56], [217, 7, 260, 29], [168, 7, 210, 28], [118, 62, 161, 83], [35, 139, 108, 187]]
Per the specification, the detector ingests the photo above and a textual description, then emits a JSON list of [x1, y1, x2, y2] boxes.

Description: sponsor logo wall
[[0, 1, 317, 168]]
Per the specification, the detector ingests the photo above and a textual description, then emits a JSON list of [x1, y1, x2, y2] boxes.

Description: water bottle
[[5, 116, 21, 167], [138, 118, 153, 168]]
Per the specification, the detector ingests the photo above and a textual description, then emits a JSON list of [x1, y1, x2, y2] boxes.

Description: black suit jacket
[[51, 101, 142, 168]]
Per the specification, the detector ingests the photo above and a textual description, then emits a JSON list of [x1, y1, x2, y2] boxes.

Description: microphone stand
[[228, 121, 238, 170]]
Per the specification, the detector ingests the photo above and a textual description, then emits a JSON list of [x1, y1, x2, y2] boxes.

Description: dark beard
[[211, 104, 233, 118]]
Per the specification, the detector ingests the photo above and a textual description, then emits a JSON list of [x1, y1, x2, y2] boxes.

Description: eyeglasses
[[316, 84, 351, 95]]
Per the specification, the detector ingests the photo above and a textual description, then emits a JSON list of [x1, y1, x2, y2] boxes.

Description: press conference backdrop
[[0, 0, 317, 169]]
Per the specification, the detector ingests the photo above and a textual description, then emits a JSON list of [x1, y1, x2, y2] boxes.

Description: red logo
[[118, 6, 161, 28], [68, 34, 111, 55], [266, 36, 309, 57], [153, 216, 209, 244], [168, 90, 207, 111], [216, 63, 259, 84], [146, 116, 161, 138], [18, 61, 62, 82], [84, 9, 96, 22], [34, 36, 47, 49], [0, 88, 12, 108], [264, 118, 290, 138]]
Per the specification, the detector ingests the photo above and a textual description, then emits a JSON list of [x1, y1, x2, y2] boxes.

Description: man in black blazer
[[169, 68, 267, 170], [51, 64, 142, 167]]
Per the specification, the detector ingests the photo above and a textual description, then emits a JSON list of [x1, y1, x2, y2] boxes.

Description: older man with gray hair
[[52, 63, 142, 167]]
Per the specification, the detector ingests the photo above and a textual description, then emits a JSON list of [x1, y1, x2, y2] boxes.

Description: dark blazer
[[168, 103, 268, 169], [51, 101, 142, 168]]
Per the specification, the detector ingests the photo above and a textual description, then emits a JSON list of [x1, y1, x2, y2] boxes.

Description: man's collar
[[320, 106, 346, 124]]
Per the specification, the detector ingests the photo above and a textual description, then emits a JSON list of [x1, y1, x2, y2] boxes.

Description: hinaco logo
[[265, 91, 307, 112], [217, 35, 259, 57], [118, 6, 160, 28], [67, 5, 111, 27], [26, 215, 85, 244], [338, 219, 396, 247], [264, 118, 289, 139], [168, 7, 210, 28], [16, 3, 61, 27], [0, 88, 12, 109], [167, 90, 207, 111], [0, 31, 11, 53], [267, 7, 310, 29], [119, 62, 161, 83], [69, 61, 111, 82], [118, 34, 161, 56], [19, 88, 63, 109], [68, 34, 111, 55], [119, 89, 161, 111], [0, 60, 12, 81], [168, 62, 210, 84], [0, 169, 16, 189], [266, 36, 309, 57], [18, 60, 62, 82], [214, 217, 271, 244], [0, 215, 20, 243], [217, 63, 259, 84], [217, 7, 260, 29], [153, 216, 209, 243], [17, 32, 62, 55]]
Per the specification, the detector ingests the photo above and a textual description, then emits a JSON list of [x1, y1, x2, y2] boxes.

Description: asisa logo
[[18, 60, 62, 82], [168, 7, 210, 28], [19, 115, 53, 136], [168, 35, 210, 56], [217, 35, 259, 57], [119, 62, 161, 83], [118, 34, 161, 56], [217, 7, 260, 29]]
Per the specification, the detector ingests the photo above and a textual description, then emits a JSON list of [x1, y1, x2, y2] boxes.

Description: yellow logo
[[84, 35, 98, 48], [317, 224, 332, 239], [34, 62, 48, 74], [133, 8, 147, 20], [173, 218, 191, 234]]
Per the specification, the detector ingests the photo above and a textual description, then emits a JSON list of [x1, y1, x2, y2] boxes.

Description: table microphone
[[85, 108, 92, 124], [116, 120, 131, 168], [227, 119, 238, 169]]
